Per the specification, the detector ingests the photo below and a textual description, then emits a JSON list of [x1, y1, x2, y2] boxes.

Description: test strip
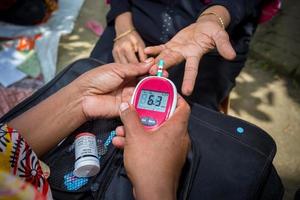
[[157, 59, 164, 77]]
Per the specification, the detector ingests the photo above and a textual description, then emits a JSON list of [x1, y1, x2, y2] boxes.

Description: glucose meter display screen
[[137, 90, 169, 112]]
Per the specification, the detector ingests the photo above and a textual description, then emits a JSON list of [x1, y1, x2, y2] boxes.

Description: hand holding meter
[[131, 60, 177, 129]]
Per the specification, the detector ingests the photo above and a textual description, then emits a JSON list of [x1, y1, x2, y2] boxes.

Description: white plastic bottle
[[74, 132, 100, 177]]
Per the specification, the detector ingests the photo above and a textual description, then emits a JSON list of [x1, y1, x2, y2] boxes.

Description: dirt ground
[[57, 1, 300, 199]]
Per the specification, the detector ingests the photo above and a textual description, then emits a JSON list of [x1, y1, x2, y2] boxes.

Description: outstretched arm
[[8, 59, 154, 156], [145, 0, 264, 96], [204, 0, 264, 31], [145, 5, 235, 95]]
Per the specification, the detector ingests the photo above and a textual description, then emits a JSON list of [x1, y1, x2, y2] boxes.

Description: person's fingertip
[[139, 55, 145, 62], [112, 137, 125, 149], [144, 57, 154, 63], [162, 70, 169, 78], [134, 44, 138, 52], [149, 68, 155, 75], [224, 52, 235, 61], [229, 50, 236, 60], [182, 86, 192, 96], [176, 94, 184, 104], [149, 65, 158, 75], [120, 102, 129, 112], [144, 47, 150, 53], [116, 126, 125, 136], [139, 57, 154, 69], [140, 53, 147, 62], [112, 137, 118, 146], [122, 87, 135, 100], [178, 95, 190, 111], [119, 105, 143, 135], [221, 43, 236, 60]]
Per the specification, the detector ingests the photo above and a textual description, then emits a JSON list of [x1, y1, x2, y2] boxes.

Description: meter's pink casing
[[131, 76, 177, 129]]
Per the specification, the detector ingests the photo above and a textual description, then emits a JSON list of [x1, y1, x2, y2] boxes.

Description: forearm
[[132, 172, 178, 200], [8, 83, 86, 156], [106, 0, 131, 26], [115, 11, 135, 35], [198, 5, 231, 28], [134, 181, 177, 200], [202, 0, 263, 30]]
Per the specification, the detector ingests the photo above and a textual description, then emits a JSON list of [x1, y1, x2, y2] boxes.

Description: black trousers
[[90, 26, 247, 111]]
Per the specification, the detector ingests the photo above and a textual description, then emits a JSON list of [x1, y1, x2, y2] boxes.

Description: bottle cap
[[74, 157, 100, 177]]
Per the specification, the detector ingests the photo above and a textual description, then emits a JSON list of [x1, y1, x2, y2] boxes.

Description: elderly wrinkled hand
[[144, 7, 236, 96]]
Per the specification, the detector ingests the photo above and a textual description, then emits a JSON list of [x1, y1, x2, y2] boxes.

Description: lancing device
[[131, 60, 177, 129]]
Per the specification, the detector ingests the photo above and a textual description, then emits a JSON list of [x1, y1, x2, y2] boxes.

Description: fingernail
[[150, 68, 156, 74], [144, 57, 154, 64], [120, 102, 129, 112]]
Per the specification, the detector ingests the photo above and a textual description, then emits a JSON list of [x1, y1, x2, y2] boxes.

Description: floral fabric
[[0, 123, 51, 200]]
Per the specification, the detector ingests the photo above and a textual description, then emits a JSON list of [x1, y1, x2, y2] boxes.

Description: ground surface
[[57, 1, 300, 199]]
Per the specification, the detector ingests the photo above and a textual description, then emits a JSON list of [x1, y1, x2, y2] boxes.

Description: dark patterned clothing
[[91, 1, 263, 110]]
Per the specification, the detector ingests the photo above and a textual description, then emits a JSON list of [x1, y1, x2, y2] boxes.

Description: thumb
[[212, 30, 236, 60], [117, 57, 155, 79], [144, 44, 166, 55], [119, 102, 144, 138], [163, 95, 190, 130]]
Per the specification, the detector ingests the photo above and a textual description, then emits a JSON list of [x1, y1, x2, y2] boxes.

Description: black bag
[[0, 58, 284, 200]]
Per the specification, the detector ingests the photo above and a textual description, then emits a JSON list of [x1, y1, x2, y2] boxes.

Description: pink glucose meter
[[131, 60, 177, 129]]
